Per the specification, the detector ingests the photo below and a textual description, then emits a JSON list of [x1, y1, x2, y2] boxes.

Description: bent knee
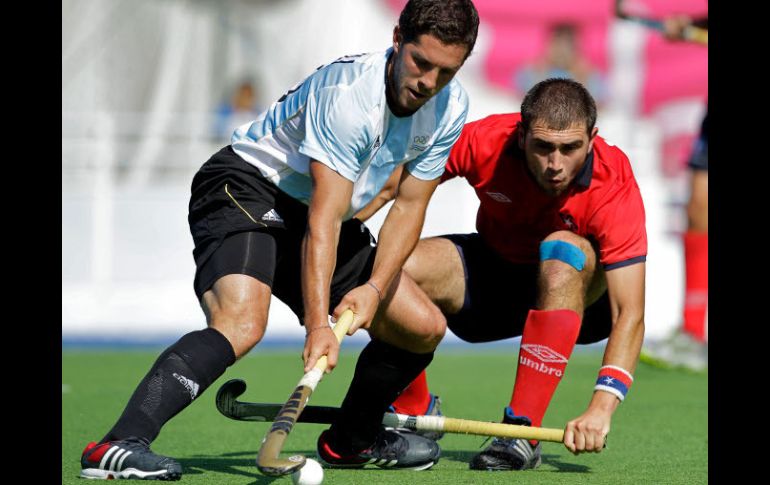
[[412, 306, 447, 351], [541, 231, 596, 273], [426, 307, 447, 344], [209, 309, 267, 358], [543, 230, 592, 250], [202, 278, 271, 357]]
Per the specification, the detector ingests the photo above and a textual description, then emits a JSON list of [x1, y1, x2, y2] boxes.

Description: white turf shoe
[[640, 331, 708, 372]]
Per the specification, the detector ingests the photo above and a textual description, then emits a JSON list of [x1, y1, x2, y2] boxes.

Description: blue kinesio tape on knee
[[539, 240, 586, 271]]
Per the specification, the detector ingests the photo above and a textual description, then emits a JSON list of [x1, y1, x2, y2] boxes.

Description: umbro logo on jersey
[[373, 135, 381, 150], [173, 373, 200, 400], [486, 192, 511, 203], [261, 209, 284, 223], [521, 344, 568, 363]]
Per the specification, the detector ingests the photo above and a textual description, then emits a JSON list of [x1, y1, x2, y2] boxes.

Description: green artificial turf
[[63, 348, 707, 484]]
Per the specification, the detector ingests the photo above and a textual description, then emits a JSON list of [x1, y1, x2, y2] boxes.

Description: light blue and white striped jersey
[[231, 48, 469, 220]]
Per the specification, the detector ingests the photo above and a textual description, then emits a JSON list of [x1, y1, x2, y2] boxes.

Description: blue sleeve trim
[[603, 255, 646, 271]]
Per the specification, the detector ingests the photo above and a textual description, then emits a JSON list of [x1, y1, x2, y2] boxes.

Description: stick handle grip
[[313, 309, 354, 373], [442, 417, 564, 443], [382, 414, 565, 443]]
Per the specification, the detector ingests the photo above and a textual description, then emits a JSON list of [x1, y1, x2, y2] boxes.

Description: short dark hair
[[398, 0, 480, 59], [520, 78, 597, 135]]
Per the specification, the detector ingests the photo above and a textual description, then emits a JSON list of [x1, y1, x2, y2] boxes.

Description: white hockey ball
[[291, 458, 324, 485]]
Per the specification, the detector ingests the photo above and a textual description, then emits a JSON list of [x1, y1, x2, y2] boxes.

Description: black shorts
[[188, 146, 377, 324], [442, 233, 612, 345], [687, 111, 708, 171]]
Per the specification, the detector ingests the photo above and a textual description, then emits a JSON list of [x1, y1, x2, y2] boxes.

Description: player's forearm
[[588, 310, 644, 412], [301, 215, 342, 328], [582, 313, 643, 417], [585, 388, 621, 419], [601, 310, 645, 374], [369, 199, 426, 293], [353, 192, 393, 222]]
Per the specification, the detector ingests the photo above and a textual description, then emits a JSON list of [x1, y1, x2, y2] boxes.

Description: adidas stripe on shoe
[[317, 428, 440, 471], [469, 408, 542, 471], [80, 437, 182, 480]]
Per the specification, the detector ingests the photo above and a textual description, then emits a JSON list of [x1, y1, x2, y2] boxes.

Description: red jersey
[[442, 113, 647, 269]]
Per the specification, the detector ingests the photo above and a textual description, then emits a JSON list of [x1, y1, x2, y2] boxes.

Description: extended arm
[[301, 160, 354, 372], [563, 262, 645, 454]]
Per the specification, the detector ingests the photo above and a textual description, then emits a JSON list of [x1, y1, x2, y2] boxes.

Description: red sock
[[509, 309, 581, 428], [683, 231, 708, 342], [391, 370, 431, 415]]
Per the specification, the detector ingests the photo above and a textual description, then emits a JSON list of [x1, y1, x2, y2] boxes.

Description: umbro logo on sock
[[521, 344, 568, 363], [172, 373, 200, 400], [261, 209, 284, 223]]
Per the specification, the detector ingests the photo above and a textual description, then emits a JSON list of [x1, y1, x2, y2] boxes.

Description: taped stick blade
[[215, 379, 249, 419], [256, 445, 306, 476]]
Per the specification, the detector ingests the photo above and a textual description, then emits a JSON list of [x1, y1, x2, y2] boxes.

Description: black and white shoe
[[318, 428, 440, 471], [80, 437, 182, 480], [469, 408, 542, 471]]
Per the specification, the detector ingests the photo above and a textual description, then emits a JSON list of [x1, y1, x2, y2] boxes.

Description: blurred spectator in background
[[212, 79, 263, 142], [642, 14, 707, 372], [514, 24, 608, 106]]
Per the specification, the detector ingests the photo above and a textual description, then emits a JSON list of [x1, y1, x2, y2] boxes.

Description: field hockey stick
[[254, 309, 354, 476], [614, 0, 708, 45], [218, 378, 565, 443]]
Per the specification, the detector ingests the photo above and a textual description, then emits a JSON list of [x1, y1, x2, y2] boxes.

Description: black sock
[[328, 339, 434, 453], [100, 328, 236, 444]]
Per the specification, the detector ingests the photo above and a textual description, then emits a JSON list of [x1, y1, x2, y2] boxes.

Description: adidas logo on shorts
[[261, 209, 284, 223]]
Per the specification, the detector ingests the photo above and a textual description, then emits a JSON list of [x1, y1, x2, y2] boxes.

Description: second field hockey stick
[[218, 378, 565, 443], [614, 0, 708, 45], [254, 309, 354, 476]]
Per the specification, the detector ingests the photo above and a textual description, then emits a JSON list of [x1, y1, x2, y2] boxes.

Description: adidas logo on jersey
[[261, 209, 284, 223], [172, 373, 200, 400]]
